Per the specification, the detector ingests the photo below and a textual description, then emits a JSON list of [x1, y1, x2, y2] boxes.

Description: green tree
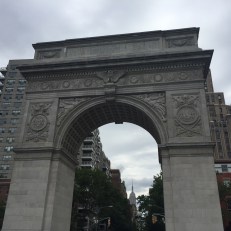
[[71, 168, 133, 231], [217, 174, 231, 228], [137, 172, 165, 231]]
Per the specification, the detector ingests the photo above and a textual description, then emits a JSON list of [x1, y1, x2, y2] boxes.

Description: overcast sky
[[1, 0, 231, 197]]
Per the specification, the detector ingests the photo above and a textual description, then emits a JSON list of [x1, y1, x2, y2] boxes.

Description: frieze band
[[26, 69, 202, 92]]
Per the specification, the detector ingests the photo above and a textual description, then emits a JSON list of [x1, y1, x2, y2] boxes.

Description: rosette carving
[[26, 103, 52, 142], [173, 94, 201, 136]]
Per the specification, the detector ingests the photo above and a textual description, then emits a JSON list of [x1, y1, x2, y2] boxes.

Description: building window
[[2, 103, 11, 109], [8, 72, 16, 77], [4, 146, 13, 152], [216, 130, 221, 141], [5, 87, 14, 92], [0, 128, 5, 133], [0, 138, 3, 143], [3, 95, 12, 101], [0, 119, 7, 125], [11, 118, 18, 125], [17, 87, 25, 92], [6, 80, 15, 85], [15, 94, 23, 100], [6, 137, 14, 143], [222, 165, 228, 172], [18, 79, 26, 85], [0, 164, 10, 170], [12, 110, 20, 116], [211, 95, 215, 102], [227, 199, 231, 210], [8, 128, 16, 133], [0, 110, 9, 116], [14, 102, 22, 108], [224, 179, 231, 186], [2, 155, 12, 161]]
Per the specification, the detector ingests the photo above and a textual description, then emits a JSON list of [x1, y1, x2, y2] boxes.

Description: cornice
[[18, 50, 213, 81], [32, 27, 200, 49]]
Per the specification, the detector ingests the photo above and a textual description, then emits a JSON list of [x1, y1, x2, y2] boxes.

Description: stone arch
[[2, 28, 224, 231], [55, 95, 167, 157]]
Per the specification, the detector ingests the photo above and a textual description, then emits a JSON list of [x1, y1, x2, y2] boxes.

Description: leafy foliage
[[137, 172, 165, 231], [71, 168, 133, 231], [217, 174, 231, 229]]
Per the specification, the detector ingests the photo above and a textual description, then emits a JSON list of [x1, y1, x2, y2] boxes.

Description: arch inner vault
[[2, 28, 223, 231]]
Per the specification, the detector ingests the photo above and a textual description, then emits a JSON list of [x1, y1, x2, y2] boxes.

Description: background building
[[78, 129, 111, 175], [110, 169, 127, 198], [205, 70, 231, 228]]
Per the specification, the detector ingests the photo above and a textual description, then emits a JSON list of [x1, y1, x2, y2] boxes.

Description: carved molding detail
[[133, 93, 166, 121], [172, 94, 201, 137], [36, 49, 61, 59], [96, 70, 126, 84], [25, 103, 52, 142], [57, 98, 88, 126], [26, 69, 202, 92], [27, 77, 103, 92], [117, 69, 202, 86], [167, 37, 194, 48]]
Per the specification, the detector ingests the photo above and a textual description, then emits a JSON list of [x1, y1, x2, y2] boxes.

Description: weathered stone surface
[[2, 28, 223, 231]]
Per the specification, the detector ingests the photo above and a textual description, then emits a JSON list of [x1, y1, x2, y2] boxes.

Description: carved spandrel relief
[[172, 94, 201, 137], [25, 103, 52, 142], [57, 98, 89, 126], [133, 93, 166, 121]]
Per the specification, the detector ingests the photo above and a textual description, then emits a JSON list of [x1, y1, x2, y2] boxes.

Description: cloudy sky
[[1, 0, 231, 196]]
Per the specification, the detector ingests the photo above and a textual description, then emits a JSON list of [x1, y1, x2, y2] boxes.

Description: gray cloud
[[1, 0, 231, 196]]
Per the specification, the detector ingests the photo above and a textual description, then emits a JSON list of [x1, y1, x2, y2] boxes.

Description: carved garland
[[172, 94, 201, 137], [25, 103, 52, 142]]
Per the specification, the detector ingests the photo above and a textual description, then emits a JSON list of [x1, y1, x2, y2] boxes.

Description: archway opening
[[99, 122, 160, 196], [60, 99, 164, 158], [61, 100, 164, 231]]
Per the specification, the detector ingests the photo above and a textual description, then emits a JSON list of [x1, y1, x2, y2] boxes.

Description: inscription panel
[[66, 39, 160, 58]]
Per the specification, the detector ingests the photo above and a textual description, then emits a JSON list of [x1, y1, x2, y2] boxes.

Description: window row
[[0, 137, 15, 143], [0, 164, 10, 170], [0, 118, 19, 125], [1, 102, 22, 108], [0, 128, 17, 133], [6, 79, 26, 85], [5, 87, 25, 92], [0, 110, 21, 116], [2, 94, 24, 101]]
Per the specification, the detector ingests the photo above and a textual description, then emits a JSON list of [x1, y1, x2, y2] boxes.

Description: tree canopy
[[71, 168, 133, 231], [137, 172, 165, 231]]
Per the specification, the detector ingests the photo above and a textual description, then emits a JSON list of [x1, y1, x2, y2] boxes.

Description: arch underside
[[61, 101, 162, 156]]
